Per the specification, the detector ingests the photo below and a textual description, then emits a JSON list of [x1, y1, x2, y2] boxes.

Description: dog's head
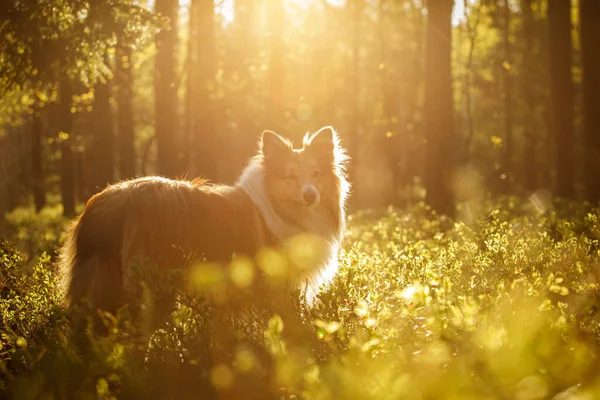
[[260, 126, 346, 215]]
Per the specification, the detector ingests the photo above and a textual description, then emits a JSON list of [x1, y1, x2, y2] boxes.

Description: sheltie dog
[[58, 126, 350, 323]]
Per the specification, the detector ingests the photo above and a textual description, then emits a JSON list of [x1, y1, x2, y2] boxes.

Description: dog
[[58, 126, 350, 324]]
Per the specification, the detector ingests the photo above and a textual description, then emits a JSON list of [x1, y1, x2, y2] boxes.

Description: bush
[[1, 198, 600, 399], [1, 197, 73, 263], [0, 239, 63, 392]]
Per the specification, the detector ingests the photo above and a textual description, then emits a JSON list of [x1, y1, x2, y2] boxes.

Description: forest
[[1, 0, 600, 399]]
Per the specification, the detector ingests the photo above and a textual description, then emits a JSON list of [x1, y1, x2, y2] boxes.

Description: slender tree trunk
[[228, 0, 259, 181], [347, 0, 362, 205], [184, 0, 197, 175], [31, 97, 46, 212], [59, 73, 76, 217], [581, 0, 600, 203], [548, 0, 574, 199], [461, 0, 482, 163], [92, 73, 115, 191], [155, 0, 180, 178], [462, 20, 474, 163], [501, 0, 513, 188], [267, 0, 284, 132], [380, 3, 402, 205], [116, 42, 136, 179], [75, 140, 86, 201], [521, 0, 537, 191], [424, 0, 455, 217], [404, 1, 425, 186], [189, 0, 218, 180]]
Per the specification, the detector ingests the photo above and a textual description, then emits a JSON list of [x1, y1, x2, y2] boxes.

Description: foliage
[[0, 240, 63, 393], [2, 199, 600, 398], [0, 0, 163, 90], [2, 195, 75, 262]]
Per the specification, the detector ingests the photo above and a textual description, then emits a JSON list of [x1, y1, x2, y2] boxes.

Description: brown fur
[[59, 127, 349, 319], [60, 178, 274, 312]]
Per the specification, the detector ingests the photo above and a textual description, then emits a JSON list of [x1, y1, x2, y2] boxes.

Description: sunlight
[[452, 0, 465, 25], [179, 0, 464, 27], [179, 0, 234, 24], [218, 0, 234, 24], [452, 0, 478, 26], [211, 0, 348, 24], [289, 0, 346, 9], [149, 0, 473, 28], [4, 0, 600, 396]]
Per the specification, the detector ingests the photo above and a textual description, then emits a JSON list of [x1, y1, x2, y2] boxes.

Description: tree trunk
[[189, 0, 218, 180], [92, 73, 115, 191], [59, 73, 76, 217], [267, 0, 285, 132], [346, 0, 362, 206], [155, 0, 180, 178], [184, 0, 197, 175], [380, 3, 402, 206], [548, 0, 574, 199], [461, 0, 482, 164], [521, 0, 537, 191], [501, 0, 513, 189], [31, 102, 46, 212], [581, 0, 600, 203], [226, 0, 259, 181], [423, 0, 455, 217], [116, 41, 136, 179]]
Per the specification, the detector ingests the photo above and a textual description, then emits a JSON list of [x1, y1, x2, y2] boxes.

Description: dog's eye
[[286, 174, 298, 181], [311, 170, 321, 178]]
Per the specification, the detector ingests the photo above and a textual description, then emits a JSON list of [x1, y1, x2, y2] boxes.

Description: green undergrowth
[[2, 198, 600, 399], [1, 194, 77, 263]]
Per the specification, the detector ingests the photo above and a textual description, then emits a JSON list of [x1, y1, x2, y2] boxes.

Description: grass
[[1, 197, 600, 399]]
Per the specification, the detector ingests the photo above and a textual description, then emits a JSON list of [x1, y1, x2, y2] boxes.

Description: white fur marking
[[237, 126, 350, 304], [236, 160, 342, 302], [236, 162, 303, 239]]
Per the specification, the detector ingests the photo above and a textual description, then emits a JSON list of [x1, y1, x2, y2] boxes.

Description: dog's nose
[[303, 190, 317, 205]]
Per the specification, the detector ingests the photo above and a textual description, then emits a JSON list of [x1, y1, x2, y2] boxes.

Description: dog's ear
[[261, 130, 289, 159], [305, 126, 336, 155]]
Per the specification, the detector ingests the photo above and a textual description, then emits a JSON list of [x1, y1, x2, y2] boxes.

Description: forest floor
[[2, 197, 600, 399]]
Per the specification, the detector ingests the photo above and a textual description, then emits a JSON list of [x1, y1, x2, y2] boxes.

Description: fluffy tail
[[58, 220, 81, 308], [58, 191, 128, 314]]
